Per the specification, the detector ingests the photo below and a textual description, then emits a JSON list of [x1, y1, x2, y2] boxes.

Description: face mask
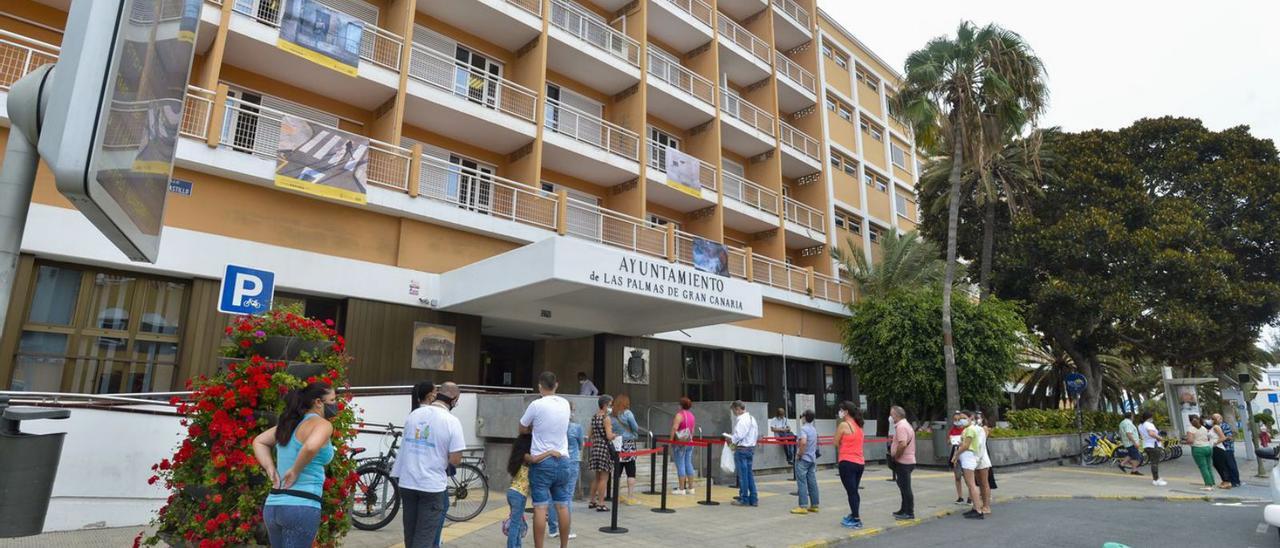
[[323, 402, 339, 419], [1203, 420, 1213, 426], [956, 419, 969, 427], [580, 379, 587, 384], [838, 410, 847, 420], [607, 406, 614, 414]]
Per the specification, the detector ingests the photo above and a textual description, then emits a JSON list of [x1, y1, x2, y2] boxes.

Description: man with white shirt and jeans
[[520, 372, 572, 548], [392, 382, 465, 547], [724, 400, 759, 507]]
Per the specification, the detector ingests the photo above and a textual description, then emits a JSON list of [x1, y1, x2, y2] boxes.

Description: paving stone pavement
[[2, 450, 1269, 547]]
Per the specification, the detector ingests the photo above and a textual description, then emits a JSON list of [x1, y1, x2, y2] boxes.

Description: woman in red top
[[947, 411, 967, 504], [833, 401, 865, 529]]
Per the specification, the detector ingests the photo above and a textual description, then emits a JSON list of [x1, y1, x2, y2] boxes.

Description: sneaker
[[963, 509, 980, 517], [567, 533, 578, 539], [893, 512, 915, 521], [686, 488, 695, 496], [1154, 479, 1168, 486], [1199, 486, 1214, 492], [672, 489, 685, 495], [791, 507, 810, 515], [954, 497, 967, 505], [964, 512, 985, 520], [548, 531, 559, 539], [841, 516, 863, 529], [807, 506, 819, 513], [731, 500, 753, 507], [966, 498, 972, 504]]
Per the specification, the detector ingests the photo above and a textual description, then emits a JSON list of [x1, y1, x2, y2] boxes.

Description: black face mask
[[435, 395, 455, 410], [323, 402, 339, 419]]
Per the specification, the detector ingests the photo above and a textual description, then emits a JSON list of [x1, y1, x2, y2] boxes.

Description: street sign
[[168, 179, 193, 196], [218, 265, 275, 315], [1269, 394, 1278, 404], [41, 0, 202, 263], [1065, 373, 1088, 397]]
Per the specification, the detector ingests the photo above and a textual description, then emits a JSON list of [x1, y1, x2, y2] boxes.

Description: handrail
[[506, 0, 543, 17], [232, 0, 403, 71], [417, 153, 559, 231], [784, 196, 825, 233], [658, 0, 713, 27], [773, 0, 811, 29], [563, 196, 667, 259], [726, 246, 749, 279], [646, 140, 718, 192], [646, 50, 715, 107], [0, 31, 60, 92], [408, 42, 539, 123], [779, 121, 821, 162], [813, 272, 854, 304], [0, 384, 534, 406], [179, 86, 216, 139], [719, 89, 776, 137], [716, 13, 771, 66], [545, 97, 640, 161], [751, 253, 807, 293], [722, 171, 779, 215], [549, 0, 640, 67], [775, 51, 816, 94]]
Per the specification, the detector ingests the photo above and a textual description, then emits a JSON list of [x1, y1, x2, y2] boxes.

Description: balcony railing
[[784, 196, 825, 233], [720, 89, 776, 137], [506, 0, 543, 17], [180, 86, 216, 139], [812, 272, 854, 304], [549, 0, 640, 68], [752, 254, 808, 293], [647, 141, 718, 192], [727, 246, 749, 279], [419, 154, 559, 230], [231, 0, 403, 72], [722, 171, 779, 215], [0, 30, 59, 92], [658, 0, 713, 28], [545, 98, 640, 161], [716, 14, 771, 66], [408, 43, 538, 123], [773, 0, 811, 29], [218, 95, 411, 191], [779, 121, 820, 162], [564, 197, 667, 259], [647, 51, 715, 108], [775, 51, 816, 94]]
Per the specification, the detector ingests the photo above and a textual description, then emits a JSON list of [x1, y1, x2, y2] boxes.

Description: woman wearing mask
[[1186, 415, 1216, 491], [948, 412, 968, 505], [951, 410, 991, 519], [587, 395, 616, 511], [611, 394, 642, 504], [669, 397, 698, 495], [833, 401, 865, 529], [252, 383, 337, 548]]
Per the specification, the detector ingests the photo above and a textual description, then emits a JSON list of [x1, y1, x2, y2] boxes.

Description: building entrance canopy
[[439, 237, 763, 338]]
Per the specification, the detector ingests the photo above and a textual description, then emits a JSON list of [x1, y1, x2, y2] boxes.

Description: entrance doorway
[[481, 336, 534, 388]]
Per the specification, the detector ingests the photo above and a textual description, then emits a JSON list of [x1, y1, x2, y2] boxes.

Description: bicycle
[[445, 449, 489, 522], [351, 424, 402, 531]]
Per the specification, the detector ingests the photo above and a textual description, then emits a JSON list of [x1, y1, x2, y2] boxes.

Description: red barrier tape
[[619, 447, 665, 459], [656, 438, 711, 447]]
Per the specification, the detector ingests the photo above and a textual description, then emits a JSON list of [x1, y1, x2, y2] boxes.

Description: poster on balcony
[[664, 146, 702, 198], [411, 322, 456, 372], [277, 0, 364, 77], [274, 114, 370, 204], [692, 236, 730, 277]]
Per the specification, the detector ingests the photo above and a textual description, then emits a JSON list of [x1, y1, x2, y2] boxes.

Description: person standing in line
[[724, 400, 759, 507], [1209, 413, 1240, 489], [410, 381, 434, 412], [252, 383, 336, 548], [790, 409, 820, 515], [504, 434, 563, 548], [1185, 414, 1216, 492], [948, 412, 968, 505], [952, 410, 990, 519], [1138, 411, 1167, 486], [587, 395, 615, 511], [391, 381, 466, 548], [611, 394, 642, 505], [548, 401, 583, 539], [577, 372, 599, 396], [1215, 413, 1241, 488], [833, 401, 865, 529], [518, 372, 574, 548], [889, 406, 916, 520], [1117, 412, 1143, 474], [669, 397, 698, 496], [769, 407, 796, 465]]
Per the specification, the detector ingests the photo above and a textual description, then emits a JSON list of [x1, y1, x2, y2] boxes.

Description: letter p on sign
[[218, 264, 276, 315]]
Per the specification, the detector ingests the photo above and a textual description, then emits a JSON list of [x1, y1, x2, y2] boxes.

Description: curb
[[789, 494, 1250, 547]]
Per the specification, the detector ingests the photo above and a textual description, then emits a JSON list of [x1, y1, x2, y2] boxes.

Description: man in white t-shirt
[[391, 384, 465, 547], [520, 371, 572, 548], [1138, 411, 1167, 486]]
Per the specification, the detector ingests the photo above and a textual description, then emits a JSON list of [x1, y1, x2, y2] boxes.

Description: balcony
[[722, 171, 780, 232], [719, 90, 776, 157], [0, 30, 58, 100], [717, 0, 767, 20], [416, 0, 542, 51], [724, 246, 853, 305], [779, 121, 821, 177], [716, 14, 771, 87], [416, 153, 559, 231], [564, 197, 668, 260], [224, 0, 401, 109], [771, 0, 812, 50], [646, 141, 718, 211], [404, 42, 538, 153], [783, 196, 826, 246], [547, 0, 642, 94], [750, 254, 809, 295], [775, 51, 817, 112], [542, 98, 641, 184], [646, 52, 716, 128], [648, 0, 714, 53]]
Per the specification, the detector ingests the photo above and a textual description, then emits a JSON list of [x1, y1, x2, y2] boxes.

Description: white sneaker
[[686, 488, 695, 496], [567, 533, 578, 539], [1154, 479, 1168, 486], [672, 489, 685, 495], [549, 531, 558, 538]]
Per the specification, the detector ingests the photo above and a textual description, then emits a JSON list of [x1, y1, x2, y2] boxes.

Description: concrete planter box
[[916, 433, 1082, 467]]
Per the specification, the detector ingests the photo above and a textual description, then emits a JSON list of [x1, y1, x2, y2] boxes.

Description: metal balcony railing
[[506, 0, 542, 17], [544, 98, 640, 161], [549, 0, 640, 68], [773, 0, 811, 29], [812, 272, 854, 304], [779, 121, 821, 162], [647, 141, 718, 192], [751, 254, 808, 293], [775, 51, 816, 94], [0, 30, 59, 92], [180, 86, 217, 139], [719, 89, 776, 137], [564, 197, 667, 259], [784, 196, 825, 233], [408, 43, 538, 123], [231, 0, 403, 72], [722, 171, 779, 215], [726, 246, 749, 279], [658, 0, 713, 28], [418, 154, 559, 230], [647, 51, 715, 108], [716, 13, 771, 66]]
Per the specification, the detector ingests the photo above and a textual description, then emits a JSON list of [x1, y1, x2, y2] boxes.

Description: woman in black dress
[[587, 395, 615, 511]]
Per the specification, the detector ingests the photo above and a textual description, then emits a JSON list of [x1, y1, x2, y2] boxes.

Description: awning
[[438, 237, 763, 338]]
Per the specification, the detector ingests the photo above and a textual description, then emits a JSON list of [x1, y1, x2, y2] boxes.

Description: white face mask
[[838, 410, 847, 420], [956, 419, 969, 427], [1203, 420, 1213, 427], [606, 406, 613, 414]]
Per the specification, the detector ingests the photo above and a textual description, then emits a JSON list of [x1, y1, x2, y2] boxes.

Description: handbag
[[675, 411, 694, 441]]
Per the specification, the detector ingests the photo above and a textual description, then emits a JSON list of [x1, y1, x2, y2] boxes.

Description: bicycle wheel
[[352, 463, 400, 531], [445, 463, 489, 522]]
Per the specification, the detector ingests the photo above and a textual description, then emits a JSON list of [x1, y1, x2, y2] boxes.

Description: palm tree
[[1016, 341, 1135, 411], [894, 22, 1048, 416], [831, 230, 955, 300]]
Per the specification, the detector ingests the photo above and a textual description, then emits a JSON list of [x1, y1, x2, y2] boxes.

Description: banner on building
[[275, 114, 370, 204], [623, 346, 650, 385], [277, 0, 364, 77], [692, 236, 729, 277], [664, 146, 702, 198], [411, 322, 456, 371]]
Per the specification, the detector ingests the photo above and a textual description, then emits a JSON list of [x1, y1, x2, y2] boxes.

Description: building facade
[[0, 0, 918, 418]]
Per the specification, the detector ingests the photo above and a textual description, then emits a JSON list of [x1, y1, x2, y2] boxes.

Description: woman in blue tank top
[[252, 382, 337, 548]]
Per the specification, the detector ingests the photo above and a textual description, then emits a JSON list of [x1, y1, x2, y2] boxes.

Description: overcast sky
[[817, 1, 1280, 145]]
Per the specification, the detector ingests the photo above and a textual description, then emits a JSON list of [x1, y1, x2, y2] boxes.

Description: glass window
[[863, 171, 874, 186], [869, 226, 882, 244], [876, 176, 889, 193], [11, 332, 69, 392], [891, 144, 907, 168], [735, 354, 768, 403], [871, 128, 883, 142], [27, 265, 82, 325], [896, 193, 910, 217], [682, 347, 720, 402], [785, 360, 816, 416], [825, 97, 837, 112], [838, 105, 852, 122], [823, 364, 851, 417]]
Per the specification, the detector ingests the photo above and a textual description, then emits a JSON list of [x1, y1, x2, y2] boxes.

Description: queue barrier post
[[697, 440, 719, 506], [600, 453, 628, 534], [652, 444, 675, 514], [644, 439, 658, 495]]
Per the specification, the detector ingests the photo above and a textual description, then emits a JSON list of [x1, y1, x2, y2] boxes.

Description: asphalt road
[[844, 499, 1276, 548]]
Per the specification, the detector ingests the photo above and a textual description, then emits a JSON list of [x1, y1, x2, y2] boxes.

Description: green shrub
[[1255, 413, 1275, 427]]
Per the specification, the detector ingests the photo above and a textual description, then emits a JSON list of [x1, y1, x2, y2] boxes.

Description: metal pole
[[697, 442, 718, 506], [1244, 381, 1268, 478], [0, 67, 49, 338], [599, 454, 628, 534], [1075, 396, 1085, 467], [645, 436, 657, 495], [652, 445, 674, 514]]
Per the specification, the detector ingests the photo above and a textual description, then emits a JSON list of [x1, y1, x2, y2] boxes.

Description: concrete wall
[[914, 432, 1082, 467]]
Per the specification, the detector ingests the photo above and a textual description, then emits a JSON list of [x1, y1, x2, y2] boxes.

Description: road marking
[[1257, 522, 1269, 534]]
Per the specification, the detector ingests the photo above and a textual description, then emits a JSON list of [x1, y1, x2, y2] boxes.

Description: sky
[[817, 0, 1280, 145]]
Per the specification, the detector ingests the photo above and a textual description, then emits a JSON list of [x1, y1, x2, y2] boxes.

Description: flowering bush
[[140, 309, 358, 547]]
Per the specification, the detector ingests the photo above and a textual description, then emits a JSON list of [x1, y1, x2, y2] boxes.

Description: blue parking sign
[[218, 264, 275, 315], [1269, 393, 1278, 404]]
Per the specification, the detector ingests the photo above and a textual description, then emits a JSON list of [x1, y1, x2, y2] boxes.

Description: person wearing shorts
[[519, 372, 573, 548], [1117, 412, 1143, 474], [947, 412, 966, 505], [951, 410, 990, 519]]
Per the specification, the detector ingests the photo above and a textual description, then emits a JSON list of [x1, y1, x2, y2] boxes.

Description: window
[[825, 97, 837, 112], [785, 360, 816, 416], [895, 193, 912, 218], [838, 104, 853, 122], [683, 347, 721, 402], [875, 174, 888, 193], [856, 68, 879, 93], [822, 43, 849, 70], [647, 213, 680, 230], [648, 126, 680, 171], [835, 210, 862, 235], [735, 354, 769, 403], [861, 119, 883, 142], [869, 225, 883, 244], [823, 364, 851, 416], [827, 94, 853, 122], [891, 143, 907, 168], [830, 149, 857, 176]]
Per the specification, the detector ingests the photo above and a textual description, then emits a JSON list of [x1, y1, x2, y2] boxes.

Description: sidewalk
[[3, 450, 1269, 547]]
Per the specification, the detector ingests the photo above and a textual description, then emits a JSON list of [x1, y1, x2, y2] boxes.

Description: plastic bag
[[720, 444, 736, 474]]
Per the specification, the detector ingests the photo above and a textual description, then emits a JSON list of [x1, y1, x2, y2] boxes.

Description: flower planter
[[285, 363, 326, 381], [251, 336, 330, 362]]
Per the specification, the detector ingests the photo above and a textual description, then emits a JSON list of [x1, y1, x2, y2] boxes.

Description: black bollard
[[697, 442, 719, 506], [644, 444, 658, 495], [600, 455, 628, 534], [652, 445, 675, 514]]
